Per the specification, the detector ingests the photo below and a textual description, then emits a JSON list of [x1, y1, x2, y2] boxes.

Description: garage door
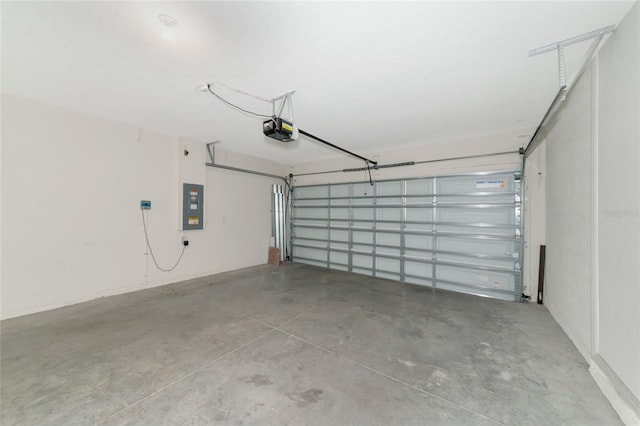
[[290, 171, 523, 301]]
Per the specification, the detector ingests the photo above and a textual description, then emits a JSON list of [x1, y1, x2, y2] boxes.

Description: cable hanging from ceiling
[[205, 83, 272, 118], [201, 80, 378, 172]]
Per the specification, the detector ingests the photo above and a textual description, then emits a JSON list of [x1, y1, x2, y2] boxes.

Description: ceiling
[[1, 1, 635, 165]]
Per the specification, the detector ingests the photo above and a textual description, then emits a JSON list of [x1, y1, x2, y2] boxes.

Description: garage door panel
[[405, 208, 433, 222], [405, 276, 433, 287], [331, 264, 349, 272], [294, 227, 328, 240], [438, 208, 513, 224], [406, 178, 433, 195], [292, 172, 523, 301], [376, 233, 400, 247], [376, 181, 403, 196], [352, 267, 373, 277], [331, 241, 349, 250], [405, 260, 434, 278], [377, 207, 402, 221], [438, 174, 514, 193], [443, 194, 514, 204], [437, 237, 516, 258], [295, 186, 328, 198], [353, 208, 374, 220], [330, 207, 349, 220], [352, 243, 372, 252], [377, 257, 400, 274], [330, 184, 350, 197], [438, 224, 515, 236], [376, 271, 401, 281], [330, 229, 349, 242], [330, 251, 348, 265], [405, 235, 433, 250], [437, 265, 516, 292], [353, 231, 373, 244], [296, 208, 329, 220], [436, 253, 515, 270], [353, 254, 373, 269], [295, 246, 326, 262], [437, 282, 515, 301]]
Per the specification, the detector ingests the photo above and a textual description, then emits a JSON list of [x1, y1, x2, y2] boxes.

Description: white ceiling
[[1, 1, 635, 165]]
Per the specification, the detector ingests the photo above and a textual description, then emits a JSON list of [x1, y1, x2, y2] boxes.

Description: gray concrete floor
[[1, 263, 621, 426]]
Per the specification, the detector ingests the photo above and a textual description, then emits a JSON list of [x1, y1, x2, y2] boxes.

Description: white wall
[[541, 3, 640, 423], [545, 62, 595, 358], [0, 95, 285, 320], [596, 0, 640, 419]]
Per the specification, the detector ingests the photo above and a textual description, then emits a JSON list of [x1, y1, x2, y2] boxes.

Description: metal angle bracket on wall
[[205, 141, 287, 182], [529, 25, 615, 97]]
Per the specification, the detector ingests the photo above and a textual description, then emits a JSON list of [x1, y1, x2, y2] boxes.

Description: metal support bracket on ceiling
[[529, 25, 615, 98], [524, 25, 615, 156], [272, 91, 296, 122]]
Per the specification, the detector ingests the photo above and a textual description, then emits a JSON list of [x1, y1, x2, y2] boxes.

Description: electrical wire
[[206, 84, 272, 118], [141, 210, 186, 272]]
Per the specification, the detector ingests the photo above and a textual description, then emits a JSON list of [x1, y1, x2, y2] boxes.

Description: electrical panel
[[182, 183, 204, 230]]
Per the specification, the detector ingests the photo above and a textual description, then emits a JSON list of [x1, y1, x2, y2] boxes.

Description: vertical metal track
[[326, 185, 331, 268], [287, 175, 294, 260], [272, 184, 286, 261], [400, 179, 407, 282], [431, 177, 438, 290], [348, 184, 354, 272], [516, 153, 525, 301], [372, 182, 378, 277]]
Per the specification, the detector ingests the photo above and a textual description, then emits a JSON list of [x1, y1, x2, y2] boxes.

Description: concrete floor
[[1, 263, 621, 426]]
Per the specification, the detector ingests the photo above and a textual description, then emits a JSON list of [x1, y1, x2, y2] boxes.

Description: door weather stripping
[[206, 141, 286, 182]]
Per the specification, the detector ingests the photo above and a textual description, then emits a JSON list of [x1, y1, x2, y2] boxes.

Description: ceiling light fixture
[[158, 14, 178, 41]]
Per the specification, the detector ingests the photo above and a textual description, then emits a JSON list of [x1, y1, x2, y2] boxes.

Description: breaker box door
[[183, 183, 204, 230]]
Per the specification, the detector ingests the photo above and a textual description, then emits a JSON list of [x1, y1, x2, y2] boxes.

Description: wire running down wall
[[291, 170, 523, 301]]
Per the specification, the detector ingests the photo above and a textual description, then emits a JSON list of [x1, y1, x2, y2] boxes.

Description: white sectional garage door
[[291, 171, 523, 301]]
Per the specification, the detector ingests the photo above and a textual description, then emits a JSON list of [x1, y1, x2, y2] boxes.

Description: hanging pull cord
[[366, 161, 374, 186]]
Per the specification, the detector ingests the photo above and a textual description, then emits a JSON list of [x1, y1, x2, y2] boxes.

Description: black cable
[[206, 84, 272, 118], [366, 161, 374, 186], [141, 210, 186, 272], [298, 128, 378, 165]]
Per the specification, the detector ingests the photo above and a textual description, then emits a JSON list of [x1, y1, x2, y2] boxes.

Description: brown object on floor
[[268, 247, 281, 266], [537, 245, 546, 304]]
